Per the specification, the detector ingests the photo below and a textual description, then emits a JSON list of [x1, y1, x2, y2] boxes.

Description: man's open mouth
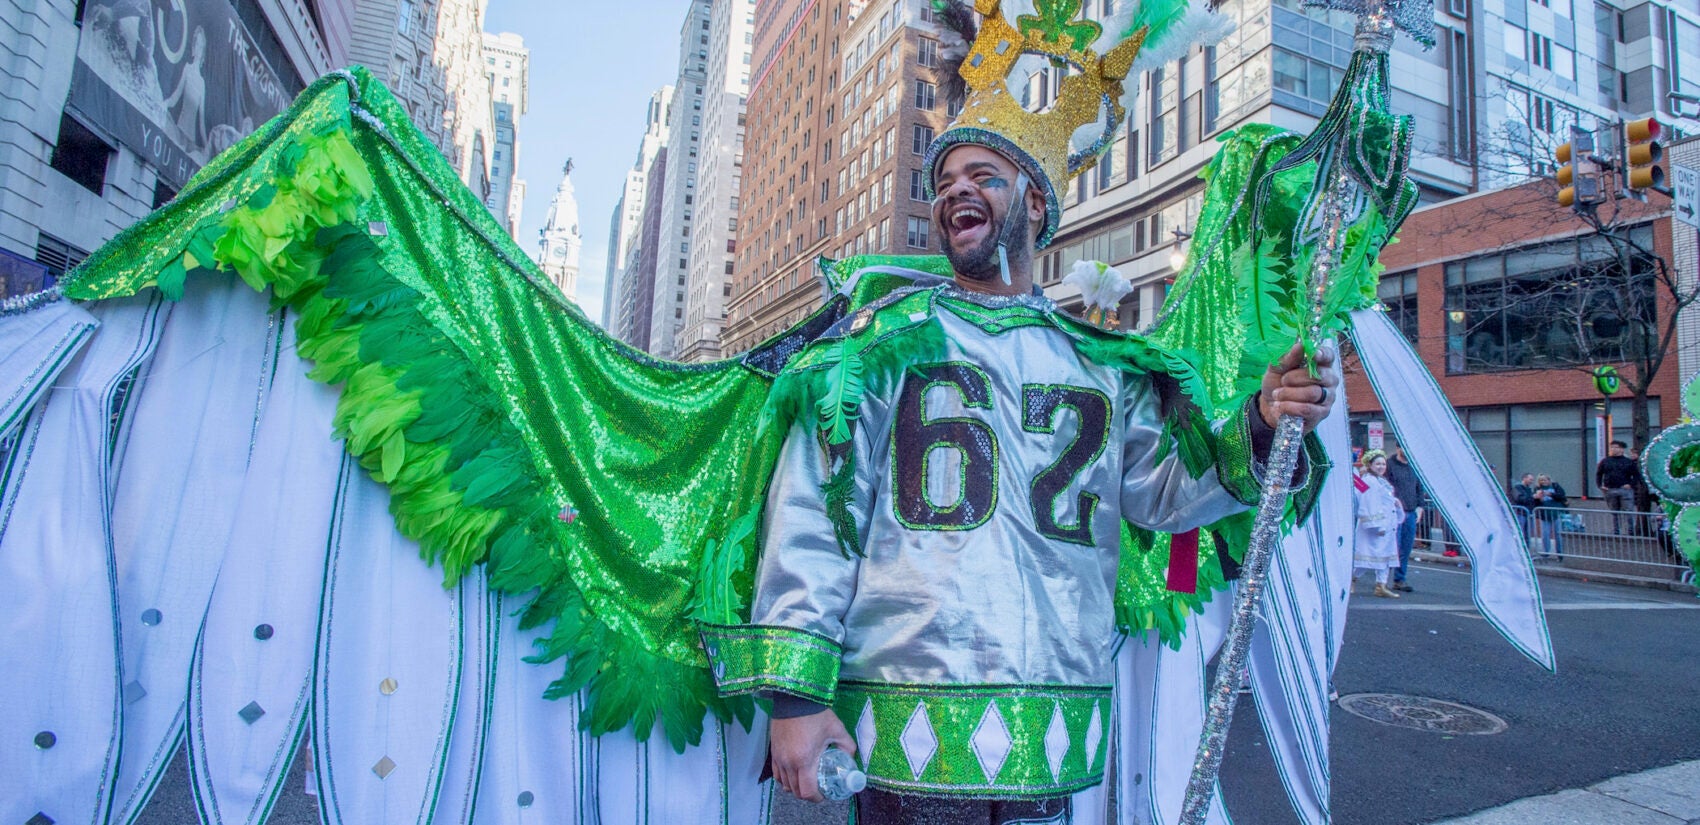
[[946, 202, 991, 246]]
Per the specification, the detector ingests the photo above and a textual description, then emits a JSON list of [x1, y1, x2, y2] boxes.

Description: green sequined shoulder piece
[[55, 67, 802, 752]]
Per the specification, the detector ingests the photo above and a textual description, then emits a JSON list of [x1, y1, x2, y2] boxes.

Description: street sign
[[1675, 164, 1700, 229], [1368, 420, 1384, 450]]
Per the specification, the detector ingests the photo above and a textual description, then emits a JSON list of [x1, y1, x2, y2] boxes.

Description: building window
[[906, 216, 931, 248], [1529, 32, 1554, 70], [912, 124, 934, 155], [49, 114, 112, 196], [152, 178, 178, 209], [918, 37, 939, 68], [1446, 28, 1474, 161], [1271, 48, 1342, 109], [1147, 67, 1178, 165], [1438, 399, 1661, 497], [913, 80, 936, 110], [34, 233, 89, 281], [1443, 226, 1658, 375], [879, 218, 890, 250], [910, 169, 927, 200], [1379, 271, 1419, 345], [1503, 23, 1527, 61]]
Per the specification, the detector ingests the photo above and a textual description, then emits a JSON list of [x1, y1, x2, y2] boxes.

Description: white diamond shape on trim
[[899, 702, 938, 780], [969, 701, 1014, 782], [1084, 704, 1104, 772], [1044, 702, 1069, 781], [855, 698, 878, 770]]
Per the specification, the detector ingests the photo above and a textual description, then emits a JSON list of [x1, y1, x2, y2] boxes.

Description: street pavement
[[1216, 560, 1700, 825], [137, 559, 1700, 824]]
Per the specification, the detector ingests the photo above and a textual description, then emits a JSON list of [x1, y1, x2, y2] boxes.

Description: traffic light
[[1555, 125, 1601, 211], [1619, 117, 1665, 200]]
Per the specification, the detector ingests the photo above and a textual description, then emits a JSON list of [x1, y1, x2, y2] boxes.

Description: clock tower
[[538, 159, 582, 298]]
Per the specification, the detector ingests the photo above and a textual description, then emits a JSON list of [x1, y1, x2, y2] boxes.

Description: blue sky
[[485, 0, 693, 322]]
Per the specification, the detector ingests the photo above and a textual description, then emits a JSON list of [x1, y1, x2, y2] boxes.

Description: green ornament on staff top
[[1594, 365, 1621, 396]]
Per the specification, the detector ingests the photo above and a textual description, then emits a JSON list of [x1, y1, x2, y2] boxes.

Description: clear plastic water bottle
[[817, 745, 867, 801]]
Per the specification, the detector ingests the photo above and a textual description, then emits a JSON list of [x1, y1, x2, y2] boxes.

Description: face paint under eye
[[979, 176, 1010, 190]]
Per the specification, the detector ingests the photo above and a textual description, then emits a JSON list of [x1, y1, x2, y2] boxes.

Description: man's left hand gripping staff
[[1259, 340, 1342, 434]]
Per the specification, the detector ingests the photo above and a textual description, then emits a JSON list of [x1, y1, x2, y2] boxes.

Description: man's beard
[[944, 197, 1028, 282]]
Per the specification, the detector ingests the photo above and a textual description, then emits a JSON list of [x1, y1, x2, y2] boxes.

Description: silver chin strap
[[995, 171, 1032, 286]]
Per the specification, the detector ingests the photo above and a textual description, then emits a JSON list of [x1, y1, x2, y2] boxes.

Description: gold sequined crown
[[923, 0, 1147, 248]]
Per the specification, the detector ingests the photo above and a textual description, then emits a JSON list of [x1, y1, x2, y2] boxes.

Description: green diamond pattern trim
[[832, 681, 1111, 798], [700, 623, 842, 704]]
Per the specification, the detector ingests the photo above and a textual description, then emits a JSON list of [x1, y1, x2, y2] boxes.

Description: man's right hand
[[769, 707, 856, 802]]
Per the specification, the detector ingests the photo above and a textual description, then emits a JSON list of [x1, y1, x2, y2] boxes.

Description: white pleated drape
[[1347, 309, 1554, 671], [0, 282, 772, 825]]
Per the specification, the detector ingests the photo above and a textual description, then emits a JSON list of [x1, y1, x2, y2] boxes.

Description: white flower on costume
[[1063, 260, 1133, 315]]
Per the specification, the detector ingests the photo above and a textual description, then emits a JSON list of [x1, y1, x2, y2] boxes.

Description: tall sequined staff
[[1177, 0, 1433, 820]]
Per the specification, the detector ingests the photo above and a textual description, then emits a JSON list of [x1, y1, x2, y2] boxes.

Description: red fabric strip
[[1167, 528, 1200, 594]]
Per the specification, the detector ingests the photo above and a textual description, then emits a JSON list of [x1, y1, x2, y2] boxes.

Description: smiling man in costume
[[699, 3, 1340, 822]]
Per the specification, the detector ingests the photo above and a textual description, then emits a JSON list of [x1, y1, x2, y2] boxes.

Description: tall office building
[[722, 0, 1694, 346], [605, 86, 674, 331], [724, 0, 955, 352], [0, 0, 353, 295], [622, 149, 671, 349], [538, 160, 583, 297], [484, 32, 530, 240], [1033, 0, 1697, 324], [349, 0, 494, 198], [646, 0, 716, 359], [677, 0, 758, 361]]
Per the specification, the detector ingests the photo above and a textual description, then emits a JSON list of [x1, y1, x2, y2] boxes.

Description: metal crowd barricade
[[1413, 505, 1472, 555], [1414, 503, 1690, 582], [1527, 505, 1689, 580]]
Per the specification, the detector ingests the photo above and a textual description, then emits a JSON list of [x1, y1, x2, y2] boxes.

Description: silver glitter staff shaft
[[1177, 167, 1354, 824], [1176, 1, 1405, 817]]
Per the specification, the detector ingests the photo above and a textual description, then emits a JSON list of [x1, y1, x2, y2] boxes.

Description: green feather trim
[[57, 73, 763, 751], [1116, 522, 1230, 648], [817, 340, 867, 445]]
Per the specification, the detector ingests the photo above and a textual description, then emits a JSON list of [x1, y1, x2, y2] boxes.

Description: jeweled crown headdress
[[922, 0, 1230, 248]]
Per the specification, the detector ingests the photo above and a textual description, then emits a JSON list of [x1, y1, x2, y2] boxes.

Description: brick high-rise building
[[724, 0, 955, 353]]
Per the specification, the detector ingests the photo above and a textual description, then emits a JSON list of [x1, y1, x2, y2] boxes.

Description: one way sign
[[1676, 164, 1700, 229]]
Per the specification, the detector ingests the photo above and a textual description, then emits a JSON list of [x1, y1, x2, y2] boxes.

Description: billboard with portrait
[[67, 0, 302, 189]]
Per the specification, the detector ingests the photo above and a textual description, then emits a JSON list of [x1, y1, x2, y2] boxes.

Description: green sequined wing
[[57, 68, 816, 751], [1119, 49, 1415, 643]]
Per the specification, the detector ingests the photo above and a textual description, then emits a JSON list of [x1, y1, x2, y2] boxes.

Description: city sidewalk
[[1430, 759, 1700, 824], [1411, 547, 1698, 595]]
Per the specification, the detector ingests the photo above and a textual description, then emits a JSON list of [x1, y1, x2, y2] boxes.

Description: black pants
[[853, 788, 1069, 824]]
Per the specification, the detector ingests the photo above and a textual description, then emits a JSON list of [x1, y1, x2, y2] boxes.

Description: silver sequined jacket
[[703, 281, 1287, 799]]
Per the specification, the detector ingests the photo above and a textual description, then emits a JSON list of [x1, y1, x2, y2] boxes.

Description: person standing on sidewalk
[[1532, 474, 1569, 560], [1354, 450, 1403, 598], [1385, 442, 1426, 589], [1596, 440, 1641, 535], [1511, 473, 1538, 551]]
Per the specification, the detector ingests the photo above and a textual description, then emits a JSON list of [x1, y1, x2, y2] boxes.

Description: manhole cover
[[1337, 693, 1508, 735]]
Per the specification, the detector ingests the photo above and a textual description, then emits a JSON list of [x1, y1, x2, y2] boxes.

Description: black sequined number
[[1021, 385, 1112, 544], [892, 362, 999, 529]]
